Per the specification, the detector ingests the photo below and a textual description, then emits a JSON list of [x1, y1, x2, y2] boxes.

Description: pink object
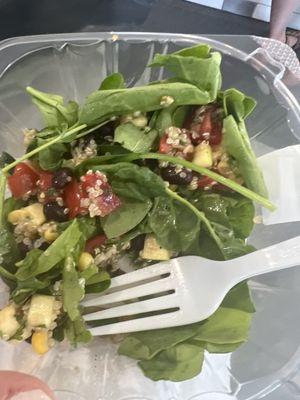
[[0, 371, 54, 400]]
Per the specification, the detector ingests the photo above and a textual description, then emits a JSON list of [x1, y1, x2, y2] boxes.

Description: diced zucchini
[[0, 304, 20, 340], [192, 142, 213, 168], [27, 295, 55, 329], [140, 235, 171, 261]]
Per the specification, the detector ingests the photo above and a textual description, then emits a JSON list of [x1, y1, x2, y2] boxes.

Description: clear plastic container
[[0, 32, 299, 400]]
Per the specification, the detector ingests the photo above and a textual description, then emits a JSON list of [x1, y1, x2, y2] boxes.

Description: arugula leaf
[[149, 44, 221, 101], [79, 82, 210, 125], [26, 86, 79, 129], [101, 198, 152, 239], [99, 73, 125, 90], [148, 196, 200, 252], [223, 116, 268, 197], [63, 256, 84, 321], [38, 139, 67, 171], [64, 316, 92, 345], [114, 123, 158, 153], [16, 220, 82, 280], [139, 342, 204, 382]]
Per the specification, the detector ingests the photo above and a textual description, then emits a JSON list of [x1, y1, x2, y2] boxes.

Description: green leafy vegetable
[[85, 271, 110, 294], [64, 316, 92, 345], [149, 44, 221, 101], [139, 342, 204, 381], [102, 198, 152, 239], [38, 140, 67, 171], [148, 196, 200, 252], [63, 256, 84, 321], [222, 88, 256, 121], [114, 123, 158, 153], [223, 116, 268, 198], [79, 82, 210, 126], [16, 220, 82, 280], [99, 72, 125, 90], [26, 86, 79, 129]]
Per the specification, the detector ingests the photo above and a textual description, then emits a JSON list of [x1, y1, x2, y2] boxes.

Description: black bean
[[38, 242, 49, 251], [130, 234, 146, 252], [160, 166, 193, 185], [52, 168, 73, 189], [44, 202, 68, 222], [18, 242, 30, 257]]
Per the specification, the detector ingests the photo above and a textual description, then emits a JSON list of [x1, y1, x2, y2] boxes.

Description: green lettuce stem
[[0, 171, 7, 226], [140, 153, 275, 212], [2, 124, 87, 173]]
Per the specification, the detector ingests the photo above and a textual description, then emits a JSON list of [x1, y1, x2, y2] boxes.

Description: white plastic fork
[[82, 236, 300, 336]]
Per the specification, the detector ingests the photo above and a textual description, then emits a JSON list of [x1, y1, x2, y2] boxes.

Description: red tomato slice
[[8, 162, 39, 199], [94, 189, 121, 217], [85, 234, 107, 254], [197, 175, 215, 188], [63, 179, 85, 219], [159, 134, 172, 154], [80, 171, 109, 193]]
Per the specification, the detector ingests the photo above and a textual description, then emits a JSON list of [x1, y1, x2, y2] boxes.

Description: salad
[[0, 44, 275, 382]]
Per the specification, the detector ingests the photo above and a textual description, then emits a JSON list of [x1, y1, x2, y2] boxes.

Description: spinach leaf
[[0, 227, 21, 272], [79, 82, 210, 126], [149, 44, 221, 101], [16, 220, 82, 280], [154, 105, 176, 136], [172, 106, 189, 128], [193, 307, 251, 344], [0, 152, 15, 170], [148, 196, 200, 252], [223, 116, 268, 197], [139, 342, 204, 382], [118, 322, 201, 360], [85, 271, 110, 294], [114, 123, 158, 153], [64, 316, 92, 345], [11, 275, 51, 305], [101, 198, 152, 239], [26, 87, 79, 129], [222, 88, 256, 121], [63, 256, 84, 321], [99, 73, 125, 90], [38, 139, 67, 171], [221, 281, 255, 313], [205, 341, 243, 353], [94, 163, 167, 202]]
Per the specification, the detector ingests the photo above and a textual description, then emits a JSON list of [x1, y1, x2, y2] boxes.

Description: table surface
[[0, 0, 270, 40]]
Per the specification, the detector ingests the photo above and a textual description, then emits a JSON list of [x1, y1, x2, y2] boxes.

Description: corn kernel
[[78, 252, 94, 271], [43, 228, 59, 243], [31, 331, 49, 355]]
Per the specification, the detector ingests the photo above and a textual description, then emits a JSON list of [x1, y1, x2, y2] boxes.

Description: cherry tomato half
[[63, 179, 84, 219], [85, 234, 107, 254], [8, 162, 39, 199]]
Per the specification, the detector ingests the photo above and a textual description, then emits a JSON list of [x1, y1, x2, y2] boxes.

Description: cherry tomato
[[63, 179, 84, 219], [197, 175, 215, 188], [80, 171, 109, 193], [8, 162, 39, 199], [93, 189, 121, 217], [37, 171, 53, 192], [159, 134, 172, 154], [85, 234, 107, 254]]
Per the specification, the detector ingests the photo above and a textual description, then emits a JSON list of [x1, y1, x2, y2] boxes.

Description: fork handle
[[225, 236, 300, 283]]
